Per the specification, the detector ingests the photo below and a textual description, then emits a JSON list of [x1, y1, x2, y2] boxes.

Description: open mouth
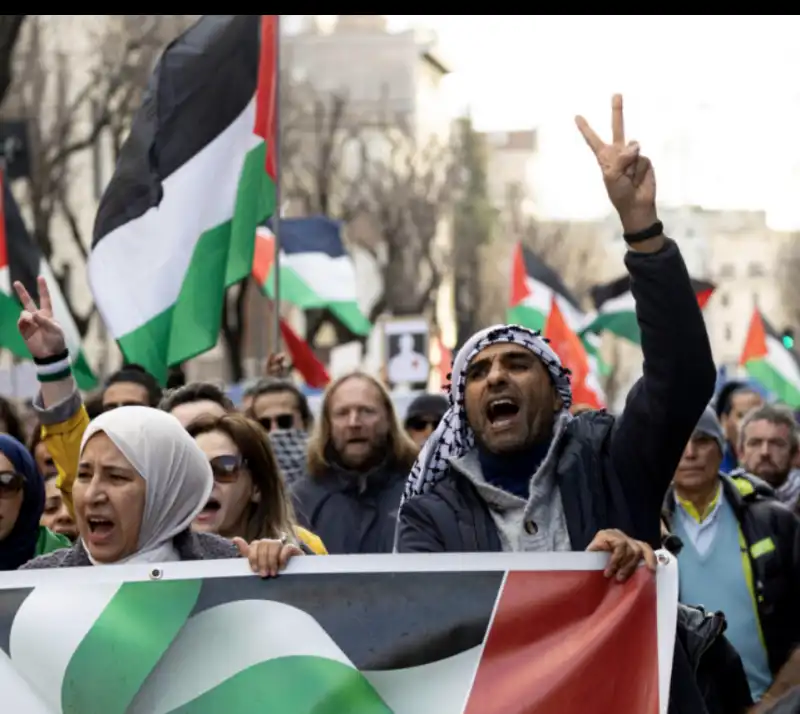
[[486, 398, 520, 426], [86, 517, 115, 540], [197, 498, 221, 521]]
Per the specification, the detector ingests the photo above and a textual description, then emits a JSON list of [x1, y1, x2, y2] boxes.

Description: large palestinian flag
[[584, 274, 715, 344], [0, 171, 96, 389], [90, 15, 276, 384], [740, 308, 800, 408], [252, 216, 371, 337], [0, 553, 677, 713]]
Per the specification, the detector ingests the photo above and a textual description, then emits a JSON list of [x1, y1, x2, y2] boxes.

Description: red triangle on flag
[[740, 308, 768, 365], [252, 226, 274, 287], [509, 243, 532, 307]]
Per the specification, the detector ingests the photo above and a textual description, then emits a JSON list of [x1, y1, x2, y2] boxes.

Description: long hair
[[186, 413, 298, 544], [306, 372, 419, 478]]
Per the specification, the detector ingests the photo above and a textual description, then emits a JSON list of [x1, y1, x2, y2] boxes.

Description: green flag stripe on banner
[[166, 656, 392, 714], [61, 579, 201, 714]]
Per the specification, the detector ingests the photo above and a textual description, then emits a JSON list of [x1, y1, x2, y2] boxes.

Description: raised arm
[[15, 277, 90, 516], [576, 96, 716, 544]]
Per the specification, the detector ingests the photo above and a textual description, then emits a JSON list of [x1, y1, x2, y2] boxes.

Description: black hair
[[104, 364, 162, 407], [84, 392, 105, 420], [0, 396, 27, 444], [715, 381, 761, 417], [245, 378, 313, 429], [159, 381, 235, 413]]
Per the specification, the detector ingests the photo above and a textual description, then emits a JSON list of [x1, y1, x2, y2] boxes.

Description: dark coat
[[398, 238, 717, 553], [19, 530, 239, 569]]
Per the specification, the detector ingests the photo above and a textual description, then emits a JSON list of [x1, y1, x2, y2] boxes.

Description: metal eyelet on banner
[[524, 520, 538, 535], [656, 551, 670, 566], [149, 568, 164, 580]]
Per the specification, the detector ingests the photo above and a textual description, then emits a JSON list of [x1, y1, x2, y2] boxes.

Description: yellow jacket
[[40, 398, 327, 555]]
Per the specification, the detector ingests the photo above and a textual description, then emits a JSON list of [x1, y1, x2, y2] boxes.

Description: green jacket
[[34, 525, 71, 558]]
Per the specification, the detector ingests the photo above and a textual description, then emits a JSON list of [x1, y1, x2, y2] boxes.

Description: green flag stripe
[[117, 142, 274, 384], [61, 579, 201, 714], [166, 656, 392, 714]]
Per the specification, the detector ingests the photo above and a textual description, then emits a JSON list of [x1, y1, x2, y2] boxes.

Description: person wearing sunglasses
[[186, 413, 326, 555], [403, 393, 448, 449], [0, 434, 71, 571]]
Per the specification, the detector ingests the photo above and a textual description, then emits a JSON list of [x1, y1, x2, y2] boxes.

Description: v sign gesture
[[576, 95, 660, 241], [14, 276, 68, 360]]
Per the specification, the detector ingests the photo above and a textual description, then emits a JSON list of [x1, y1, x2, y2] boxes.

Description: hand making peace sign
[[14, 276, 68, 360], [576, 94, 658, 235]]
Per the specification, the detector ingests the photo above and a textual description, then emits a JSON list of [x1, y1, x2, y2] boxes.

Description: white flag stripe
[[9, 583, 121, 713], [0, 649, 54, 713], [130, 600, 357, 714], [364, 646, 481, 714], [89, 99, 260, 338]]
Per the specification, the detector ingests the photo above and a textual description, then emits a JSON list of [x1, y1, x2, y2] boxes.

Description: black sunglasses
[[406, 417, 441, 432], [0, 471, 24, 497], [258, 414, 295, 432], [209, 454, 246, 483]]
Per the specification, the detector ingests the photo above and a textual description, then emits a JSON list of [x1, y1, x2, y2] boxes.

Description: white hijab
[[79, 406, 213, 565]]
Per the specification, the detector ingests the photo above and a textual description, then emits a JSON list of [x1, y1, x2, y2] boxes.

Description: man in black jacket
[[664, 407, 800, 705], [395, 94, 716, 555]]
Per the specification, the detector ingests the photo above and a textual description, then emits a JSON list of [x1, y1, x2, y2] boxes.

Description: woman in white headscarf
[[21, 406, 303, 576]]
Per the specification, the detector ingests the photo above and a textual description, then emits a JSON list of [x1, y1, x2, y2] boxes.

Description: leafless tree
[[1, 15, 195, 336], [346, 129, 462, 322], [0, 15, 25, 106]]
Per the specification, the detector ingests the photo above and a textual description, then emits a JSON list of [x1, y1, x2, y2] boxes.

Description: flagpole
[[0, 155, 18, 400], [271, 14, 282, 357]]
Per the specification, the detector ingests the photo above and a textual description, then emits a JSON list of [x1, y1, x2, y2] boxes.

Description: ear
[[250, 488, 261, 505]]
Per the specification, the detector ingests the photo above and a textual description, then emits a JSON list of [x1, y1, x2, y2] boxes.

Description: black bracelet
[[623, 220, 663, 244], [32, 349, 69, 366]]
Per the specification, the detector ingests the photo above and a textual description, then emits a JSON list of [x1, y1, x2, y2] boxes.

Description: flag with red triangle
[[583, 274, 715, 345], [740, 308, 800, 407]]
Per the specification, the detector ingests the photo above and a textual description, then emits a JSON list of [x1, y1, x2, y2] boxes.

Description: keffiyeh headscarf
[[401, 325, 573, 505]]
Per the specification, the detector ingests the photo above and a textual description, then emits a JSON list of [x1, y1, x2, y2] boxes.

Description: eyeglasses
[[406, 417, 441, 432], [258, 414, 295, 432], [209, 454, 246, 483], [0, 471, 24, 498], [103, 401, 145, 411]]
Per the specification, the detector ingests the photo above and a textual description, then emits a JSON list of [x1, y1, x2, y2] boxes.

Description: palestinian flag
[[584, 275, 715, 344], [740, 308, 800, 407], [253, 216, 371, 337], [508, 242, 584, 332], [508, 242, 607, 406], [0, 171, 96, 389], [90, 15, 276, 385], [1, 554, 676, 713]]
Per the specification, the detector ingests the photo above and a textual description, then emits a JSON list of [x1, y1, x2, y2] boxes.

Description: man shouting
[[396, 95, 716, 554]]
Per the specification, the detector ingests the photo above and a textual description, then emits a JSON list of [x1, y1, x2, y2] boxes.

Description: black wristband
[[32, 349, 69, 366], [623, 220, 663, 244]]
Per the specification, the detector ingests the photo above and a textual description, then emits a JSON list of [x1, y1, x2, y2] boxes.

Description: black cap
[[405, 393, 448, 423]]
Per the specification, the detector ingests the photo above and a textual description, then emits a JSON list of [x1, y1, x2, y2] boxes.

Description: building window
[[724, 324, 733, 342], [719, 263, 735, 278], [747, 262, 765, 277]]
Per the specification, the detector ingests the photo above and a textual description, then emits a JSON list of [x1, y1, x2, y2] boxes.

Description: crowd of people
[[1, 95, 799, 713]]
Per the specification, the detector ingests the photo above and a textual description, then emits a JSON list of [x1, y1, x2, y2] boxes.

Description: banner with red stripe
[[0, 552, 677, 713]]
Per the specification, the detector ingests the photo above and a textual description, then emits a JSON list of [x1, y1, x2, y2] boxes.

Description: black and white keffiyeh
[[400, 324, 573, 505], [267, 428, 309, 486]]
